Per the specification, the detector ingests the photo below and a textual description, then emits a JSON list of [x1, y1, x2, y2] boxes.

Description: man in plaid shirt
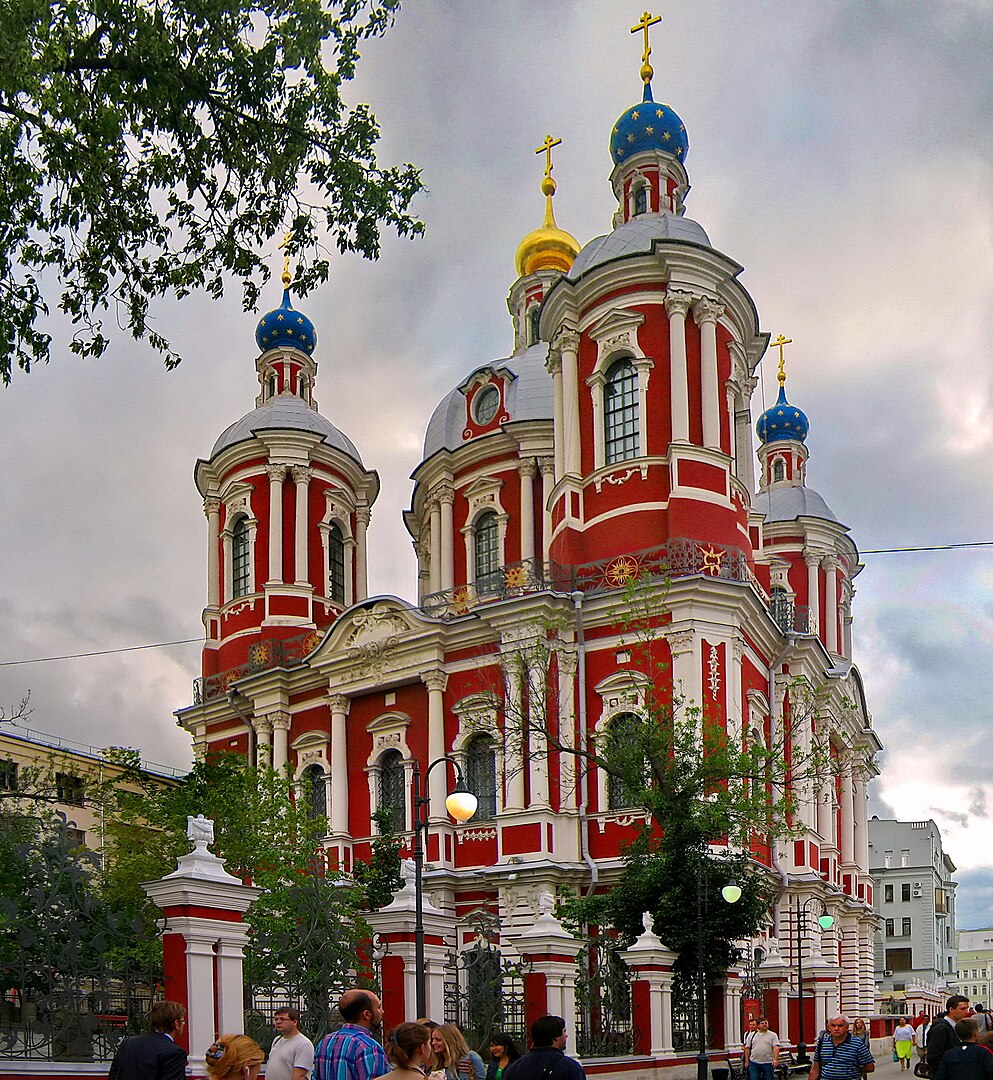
[[315, 990, 388, 1080]]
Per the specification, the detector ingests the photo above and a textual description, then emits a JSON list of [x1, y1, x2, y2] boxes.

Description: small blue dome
[[255, 288, 317, 356], [610, 82, 688, 166], [757, 385, 809, 444]]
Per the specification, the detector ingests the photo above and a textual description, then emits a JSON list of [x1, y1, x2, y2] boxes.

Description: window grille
[[464, 735, 497, 821], [474, 511, 501, 591], [378, 749, 406, 830], [604, 359, 639, 464], [232, 516, 251, 598], [328, 523, 345, 603]]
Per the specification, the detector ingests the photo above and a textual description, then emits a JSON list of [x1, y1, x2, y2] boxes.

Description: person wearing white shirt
[[267, 1008, 315, 1080]]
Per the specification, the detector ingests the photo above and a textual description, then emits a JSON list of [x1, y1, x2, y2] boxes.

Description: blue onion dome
[[255, 282, 317, 356], [757, 383, 810, 444], [610, 81, 689, 166]]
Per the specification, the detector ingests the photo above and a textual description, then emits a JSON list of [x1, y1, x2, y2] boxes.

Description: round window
[[473, 384, 500, 425]]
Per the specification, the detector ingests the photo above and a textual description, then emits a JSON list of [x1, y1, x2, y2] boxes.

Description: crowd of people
[[106, 990, 585, 1080]]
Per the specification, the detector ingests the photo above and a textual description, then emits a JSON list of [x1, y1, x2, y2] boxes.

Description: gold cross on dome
[[278, 230, 293, 287], [631, 10, 661, 79], [535, 134, 562, 181], [771, 333, 793, 384]]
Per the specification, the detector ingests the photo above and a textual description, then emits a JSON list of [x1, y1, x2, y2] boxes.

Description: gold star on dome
[[776, 409, 785, 416], [679, 124, 685, 132], [617, 149, 625, 157], [676, 147, 683, 155], [297, 317, 304, 324], [613, 125, 619, 134], [645, 125, 655, 133], [286, 328, 293, 336], [662, 131, 671, 141], [277, 314, 284, 321], [656, 108, 664, 117], [632, 110, 640, 119]]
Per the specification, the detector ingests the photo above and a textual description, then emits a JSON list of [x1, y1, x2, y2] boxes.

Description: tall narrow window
[[301, 764, 328, 823], [474, 511, 501, 591], [464, 735, 497, 821], [232, 516, 251, 598], [632, 184, 648, 216], [606, 712, 644, 810], [378, 749, 406, 830], [528, 306, 542, 345], [328, 523, 345, 604], [772, 457, 786, 482], [604, 359, 639, 464], [268, 373, 278, 398]]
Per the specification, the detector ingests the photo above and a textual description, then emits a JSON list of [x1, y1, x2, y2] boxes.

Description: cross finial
[[631, 10, 662, 83], [535, 134, 562, 197], [278, 230, 292, 288], [771, 334, 793, 385]]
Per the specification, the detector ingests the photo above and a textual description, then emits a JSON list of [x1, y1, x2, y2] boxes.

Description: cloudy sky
[[2, 2, 992, 924]]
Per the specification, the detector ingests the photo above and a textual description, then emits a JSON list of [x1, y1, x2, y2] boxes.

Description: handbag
[[893, 1051, 900, 1063], [914, 1061, 930, 1078]]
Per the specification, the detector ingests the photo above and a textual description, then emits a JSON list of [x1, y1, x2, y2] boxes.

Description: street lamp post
[[695, 867, 743, 1080], [794, 896, 835, 1064], [411, 755, 478, 1020]]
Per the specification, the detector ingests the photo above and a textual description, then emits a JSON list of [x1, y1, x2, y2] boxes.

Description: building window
[[901, 849, 910, 867], [268, 372, 278, 398], [377, 749, 406, 831], [772, 456, 786, 482], [528, 306, 542, 346], [299, 374, 309, 399], [902, 917, 912, 937], [232, 516, 251, 598], [474, 511, 501, 591], [604, 358, 639, 464], [886, 947, 913, 971], [56, 772, 85, 807], [884, 849, 893, 868], [301, 764, 327, 823], [0, 759, 16, 791], [885, 919, 894, 937], [632, 183, 648, 216], [473, 383, 501, 426], [606, 712, 643, 810], [328, 523, 345, 604], [464, 735, 497, 821], [66, 827, 86, 848], [885, 884, 894, 903], [902, 883, 911, 902]]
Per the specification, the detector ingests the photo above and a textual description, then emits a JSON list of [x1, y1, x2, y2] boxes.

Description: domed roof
[[753, 485, 841, 526], [211, 394, 362, 464], [422, 342, 553, 459], [757, 384, 809, 444], [610, 83, 688, 166], [255, 287, 317, 356], [515, 195, 581, 277], [568, 213, 711, 280]]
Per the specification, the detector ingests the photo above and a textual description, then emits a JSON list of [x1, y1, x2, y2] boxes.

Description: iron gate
[[574, 930, 635, 1058]]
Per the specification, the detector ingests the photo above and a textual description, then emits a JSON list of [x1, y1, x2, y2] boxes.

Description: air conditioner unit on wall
[[884, 969, 894, 976], [913, 881, 923, 887], [913, 889, 923, 897]]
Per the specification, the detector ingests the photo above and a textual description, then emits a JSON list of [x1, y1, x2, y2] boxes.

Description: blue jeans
[[749, 1062, 775, 1080]]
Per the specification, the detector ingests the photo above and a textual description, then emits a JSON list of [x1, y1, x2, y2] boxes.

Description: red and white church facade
[[177, 21, 882, 1065]]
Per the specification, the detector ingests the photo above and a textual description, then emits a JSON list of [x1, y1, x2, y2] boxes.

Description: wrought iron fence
[[670, 984, 701, 1052], [0, 817, 163, 1063], [574, 930, 635, 1058], [443, 912, 529, 1053]]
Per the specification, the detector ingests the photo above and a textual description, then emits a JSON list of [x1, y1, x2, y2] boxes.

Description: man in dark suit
[[109, 1000, 188, 1080]]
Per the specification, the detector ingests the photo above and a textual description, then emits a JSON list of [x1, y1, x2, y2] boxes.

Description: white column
[[539, 457, 555, 565], [665, 292, 692, 444], [204, 497, 221, 610], [555, 326, 582, 476], [355, 506, 371, 602], [254, 716, 272, 768], [504, 657, 525, 811], [854, 771, 870, 871], [266, 464, 287, 583], [438, 483, 455, 593], [817, 781, 834, 845], [185, 934, 221, 1064], [270, 711, 290, 772], [291, 466, 312, 585], [557, 648, 578, 811], [429, 497, 442, 595], [215, 932, 252, 1036], [422, 671, 448, 822], [694, 296, 724, 451], [823, 556, 840, 654], [527, 656, 549, 808], [519, 459, 536, 565], [840, 770, 855, 866], [805, 551, 820, 635], [329, 695, 350, 836], [546, 349, 565, 481]]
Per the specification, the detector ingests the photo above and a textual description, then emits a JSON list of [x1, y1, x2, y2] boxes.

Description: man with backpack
[[503, 1016, 585, 1080], [929, 997, 973, 1076]]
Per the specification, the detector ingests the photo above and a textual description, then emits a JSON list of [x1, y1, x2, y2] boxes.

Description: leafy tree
[[0, 0, 424, 382], [352, 807, 404, 910]]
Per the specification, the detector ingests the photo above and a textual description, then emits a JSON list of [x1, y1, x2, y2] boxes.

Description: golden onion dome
[[514, 174, 581, 278]]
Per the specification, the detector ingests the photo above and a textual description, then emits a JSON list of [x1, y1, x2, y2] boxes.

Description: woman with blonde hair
[[205, 1035, 266, 1080], [429, 1025, 485, 1080], [851, 1019, 870, 1046], [374, 1022, 433, 1080]]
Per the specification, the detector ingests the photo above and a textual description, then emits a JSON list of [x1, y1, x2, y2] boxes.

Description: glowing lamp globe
[[445, 784, 478, 822], [722, 884, 743, 904], [819, 914, 835, 930]]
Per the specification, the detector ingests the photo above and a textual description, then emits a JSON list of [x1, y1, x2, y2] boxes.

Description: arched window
[[232, 516, 251, 598], [328, 523, 345, 604], [604, 359, 639, 464], [301, 764, 327, 823], [772, 457, 786, 482], [474, 511, 501, 592], [298, 374, 309, 399], [632, 184, 648, 216], [528, 305, 542, 345], [268, 372, 278, 398], [378, 749, 406, 830], [770, 586, 792, 634], [464, 735, 497, 821], [606, 712, 643, 810]]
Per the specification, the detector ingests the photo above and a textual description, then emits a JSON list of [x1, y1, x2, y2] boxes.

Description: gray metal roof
[[211, 394, 363, 464], [569, 213, 712, 279], [753, 485, 843, 526], [422, 341, 553, 458]]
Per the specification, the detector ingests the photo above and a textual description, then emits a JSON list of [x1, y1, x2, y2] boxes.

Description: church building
[[177, 14, 882, 1063]]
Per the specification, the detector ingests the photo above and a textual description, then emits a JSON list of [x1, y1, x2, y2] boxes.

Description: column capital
[[544, 347, 562, 375], [556, 645, 578, 678], [692, 295, 724, 324], [538, 456, 555, 477], [435, 482, 455, 506], [268, 710, 291, 732], [203, 496, 221, 516], [290, 465, 313, 485], [664, 627, 695, 656], [327, 693, 351, 715], [804, 548, 824, 567], [254, 716, 273, 736], [551, 324, 580, 353], [822, 554, 840, 572], [265, 463, 288, 483], [422, 670, 449, 694], [664, 289, 694, 317], [355, 505, 372, 527], [518, 458, 538, 478]]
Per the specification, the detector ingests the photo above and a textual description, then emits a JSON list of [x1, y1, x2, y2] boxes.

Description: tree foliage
[[0, 0, 424, 382]]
